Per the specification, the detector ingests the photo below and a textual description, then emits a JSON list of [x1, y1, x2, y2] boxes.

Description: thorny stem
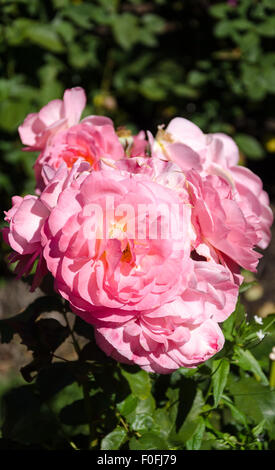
[[62, 309, 95, 449]]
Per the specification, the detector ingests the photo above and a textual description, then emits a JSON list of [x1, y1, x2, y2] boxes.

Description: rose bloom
[[19, 87, 86, 150], [18, 87, 125, 192], [42, 169, 193, 313], [39, 163, 241, 373], [2, 161, 91, 289], [81, 258, 239, 373], [186, 170, 262, 272], [134, 157, 262, 273], [34, 117, 124, 191], [3, 95, 273, 373], [94, 311, 225, 374], [3, 159, 241, 372], [152, 117, 273, 250], [2, 194, 49, 290]]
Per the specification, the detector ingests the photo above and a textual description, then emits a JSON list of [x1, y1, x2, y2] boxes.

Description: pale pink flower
[[2, 161, 91, 289], [3, 96, 273, 373], [74, 256, 238, 373], [187, 170, 261, 272], [34, 118, 124, 191], [181, 258, 240, 323], [228, 166, 273, 249], [42, 170, 193, 313], [153, 117, 273, 250], [3, 195, 49, 290], [19, 87, 86, 150], [93, 310, 225, 374]]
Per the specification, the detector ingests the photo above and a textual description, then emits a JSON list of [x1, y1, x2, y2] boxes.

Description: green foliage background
[[0, 0, 275, 451]]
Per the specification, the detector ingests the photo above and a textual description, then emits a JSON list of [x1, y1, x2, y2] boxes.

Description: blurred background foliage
[[1, 0, 275, 271]]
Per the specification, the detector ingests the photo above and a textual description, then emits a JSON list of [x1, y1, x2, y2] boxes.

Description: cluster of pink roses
[[2, 87, 273, 373]]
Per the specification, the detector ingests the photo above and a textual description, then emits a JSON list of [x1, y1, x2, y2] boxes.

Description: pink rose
[[42, 170, 193, 313], [3, 195, 49, 290], [74, 253, 238, 373], [34, 118, 124, 191], [94, 309, 225, 374], [228, 166, 273, 249], [181, 258, 240, 323], [187, 170, 261, 272], [3, 94, 272, 374], [18, 87, 86, 150], [153, 117, 273, 250], [153, 118, 239, 169], [2, 161, 91, 289]]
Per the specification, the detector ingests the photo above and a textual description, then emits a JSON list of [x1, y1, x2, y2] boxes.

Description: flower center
[[62, 148, 95, 169]]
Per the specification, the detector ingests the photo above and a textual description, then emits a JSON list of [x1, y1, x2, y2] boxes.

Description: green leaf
[[25, 25, 64, 53], [257, 17, 275, 37], [238, 33, 260, 62], [222, 315, 236, 342], [241, 64, 267, 100], [130, 414, 154, 432], [173, 84, 198, 98], [118, 392, 155, 432], [235, 134, 265, 159], [129, 431, 169, 450], [153, 408, 174, 438], [221, 395, 248, 429], [187, 70, 208, 87], [212, 359, 230, 407], [48, 382, 83, 417], [209, 4, 229, 19], [112, 13, 140, 50], [53, 20, 76, 44], [262, 66, 275, 93], [228, 377, 275, 437], [170, 388, 205, 445], [231, 19, 252, 30], [239, 281, 257, 293], [214, 20, 234, 38], [120, 366, 151, 399], [139, 77, 167, 101], [101, 427, 127, 450], [117, 394, 138, 416], [62, 4, 95, 29], [234, 348, 269, 385], [185, 417, 205, 450], [142, 14, 165, 34], [222, 298, 246, 341], [263, 0, 275, 8], [252, 419, 266, 437]]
